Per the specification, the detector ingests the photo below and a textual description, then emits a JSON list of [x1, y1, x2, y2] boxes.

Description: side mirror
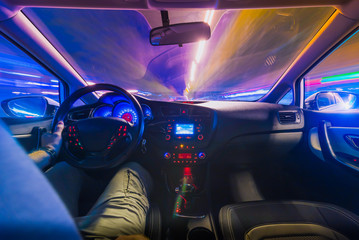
[[1, 96, 59, 118], [306, 91, 358, 111], [150, 22, 211, 46], [315, 92, 336, 110]]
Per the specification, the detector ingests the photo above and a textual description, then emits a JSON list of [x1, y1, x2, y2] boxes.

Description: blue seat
[[0, 120, 81, 240]]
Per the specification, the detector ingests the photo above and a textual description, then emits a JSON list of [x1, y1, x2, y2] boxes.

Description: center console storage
[[188, 227, 216, 240], [163, 164, 217, 240]]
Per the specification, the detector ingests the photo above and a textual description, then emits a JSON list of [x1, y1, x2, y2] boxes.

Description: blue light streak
[[0, 69, 42, 78]]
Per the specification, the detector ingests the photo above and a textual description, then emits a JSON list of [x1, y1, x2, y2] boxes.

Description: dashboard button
[[181, 109, 188, 115], [198, 134, 204, 141], [164, 152, 171, 159], [165, 135, 171, 141], [198, 152, 206, 159]]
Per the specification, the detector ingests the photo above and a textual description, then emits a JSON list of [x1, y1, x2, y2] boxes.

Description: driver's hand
[[41, 121, 64, 154]]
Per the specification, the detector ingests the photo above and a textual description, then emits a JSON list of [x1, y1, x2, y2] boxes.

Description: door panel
[[2, 117, 52, 152], [305, 110, 359, 172], [309, 125, 359, 170]]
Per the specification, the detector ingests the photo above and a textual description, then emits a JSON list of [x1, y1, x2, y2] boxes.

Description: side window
[[304, 30, 359, 111], [278, 89, 293, 105], [0, 35, 60, 118]]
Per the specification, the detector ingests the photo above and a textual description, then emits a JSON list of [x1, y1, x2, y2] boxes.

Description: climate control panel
[[163, 143, 207, 166]]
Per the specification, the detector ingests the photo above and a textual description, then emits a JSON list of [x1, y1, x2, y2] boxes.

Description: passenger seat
[[219, 201, 359, 240]]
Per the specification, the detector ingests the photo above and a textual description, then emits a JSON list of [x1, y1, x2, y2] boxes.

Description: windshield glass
[[23, 8, 333, 101]]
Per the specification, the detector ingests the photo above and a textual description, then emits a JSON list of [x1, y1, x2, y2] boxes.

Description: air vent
[[161, 107, 180, 116], [278, 111, 300, 124], [69, 109, 91, 120]]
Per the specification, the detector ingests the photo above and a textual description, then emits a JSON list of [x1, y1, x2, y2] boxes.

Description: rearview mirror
[[1, 96, 59, 118], [150, 22, 211, 46]]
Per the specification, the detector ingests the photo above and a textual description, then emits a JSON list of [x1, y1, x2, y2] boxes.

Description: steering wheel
[[52, 84, 144, 170]]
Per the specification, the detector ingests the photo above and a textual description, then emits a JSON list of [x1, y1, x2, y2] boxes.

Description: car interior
[[2, 0, 359, 240]]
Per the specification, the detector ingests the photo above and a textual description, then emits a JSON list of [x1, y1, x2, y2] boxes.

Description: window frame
[[298, 26, 359, 109]]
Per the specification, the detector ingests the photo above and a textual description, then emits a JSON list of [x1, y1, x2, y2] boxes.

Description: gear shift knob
[[175, 183, 195, 194]]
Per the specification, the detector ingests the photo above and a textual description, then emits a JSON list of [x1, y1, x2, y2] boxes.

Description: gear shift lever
[[173, 167, 205, 218], [175, 183, 195, 194]]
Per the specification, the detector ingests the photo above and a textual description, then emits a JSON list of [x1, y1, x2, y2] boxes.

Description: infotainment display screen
[[175, 124, 194, 135]]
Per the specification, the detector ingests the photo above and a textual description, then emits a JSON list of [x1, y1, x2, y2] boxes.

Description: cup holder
[[187, 227, 215, 240]]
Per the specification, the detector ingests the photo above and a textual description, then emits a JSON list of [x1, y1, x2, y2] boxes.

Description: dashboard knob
[[164, 152, 171, 160], [198, 134, 204, 141], [198, 152, 206, 159], [165, 135, 171, 141]]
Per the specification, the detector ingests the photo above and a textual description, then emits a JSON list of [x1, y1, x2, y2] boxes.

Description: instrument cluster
[[91, 93, 153, 125]]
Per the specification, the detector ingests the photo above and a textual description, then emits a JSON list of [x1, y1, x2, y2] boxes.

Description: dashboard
[[65, 91, 304, 168]]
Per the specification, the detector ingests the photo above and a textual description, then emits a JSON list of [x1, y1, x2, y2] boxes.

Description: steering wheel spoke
[[63, 124, 86, 157], [105, 122, 133, 151]]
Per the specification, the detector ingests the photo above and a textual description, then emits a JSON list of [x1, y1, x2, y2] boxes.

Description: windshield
[[23, 8, 333, 101]]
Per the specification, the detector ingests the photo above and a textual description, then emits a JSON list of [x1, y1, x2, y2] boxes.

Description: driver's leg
[[45, 161, 84, 217], [78, 162, 153, 239]]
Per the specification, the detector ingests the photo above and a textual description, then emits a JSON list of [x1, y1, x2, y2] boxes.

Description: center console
[[150, 104, 217, 239]]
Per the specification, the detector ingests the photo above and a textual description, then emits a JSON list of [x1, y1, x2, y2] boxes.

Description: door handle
[[318, 121, 359, 172], [345, 135, 359, 150]]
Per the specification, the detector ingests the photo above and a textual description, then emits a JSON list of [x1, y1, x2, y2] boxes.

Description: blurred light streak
[[10, 107, 40, 117], [0, 70, 41, 78], [306, 70, 359, 87], [41, 91, 59, 95], [207, 10, 215, 26], [50, 79, 59, 83], [12, 91, 31, 95], [0, 56, 44, 70], [187, 10, 214, 90], [204, 11, 210, 23], [135, 90, 153, 97], [322, 71, 359, 83], [86, 81, 96, 85], [25, 81, 50, 87], [223, 89, 268, 98], [305, 78, 321, 86], [190, 61, 197, 82], [127, 89, 138, 93], [195, 41, 205, 63]]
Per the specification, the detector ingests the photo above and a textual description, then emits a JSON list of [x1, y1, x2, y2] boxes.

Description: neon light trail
[[306, 71, 359, 86]]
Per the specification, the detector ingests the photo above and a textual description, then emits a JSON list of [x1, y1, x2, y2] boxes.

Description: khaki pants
[[46, 162, 152, 239]]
